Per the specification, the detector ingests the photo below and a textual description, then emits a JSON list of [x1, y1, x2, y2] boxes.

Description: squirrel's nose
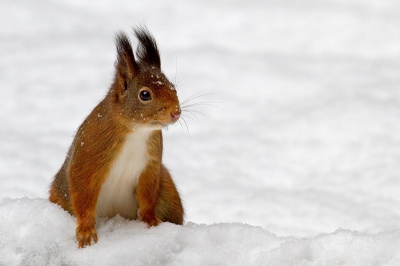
[[170, 108, 181, 120]]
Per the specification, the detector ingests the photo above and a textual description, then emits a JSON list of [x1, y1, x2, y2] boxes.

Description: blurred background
[[1, 0, 400, 238]]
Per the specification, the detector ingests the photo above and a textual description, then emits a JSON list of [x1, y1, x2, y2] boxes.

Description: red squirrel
[[49, 26, 184, 248]]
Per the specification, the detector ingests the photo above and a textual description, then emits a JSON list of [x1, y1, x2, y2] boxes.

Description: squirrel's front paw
[[145, 217, 162, 227], [138, 209, 162, 227], [76, 223, 98, 248]]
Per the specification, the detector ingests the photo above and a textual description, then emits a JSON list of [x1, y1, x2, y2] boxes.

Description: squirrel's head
[[110, 27, 180, 130]]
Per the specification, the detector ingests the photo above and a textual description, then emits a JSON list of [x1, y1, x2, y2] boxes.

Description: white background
[[1, 0, 400, 265]]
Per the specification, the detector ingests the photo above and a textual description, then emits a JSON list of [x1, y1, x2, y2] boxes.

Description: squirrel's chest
[[96, 129, 151, 219]]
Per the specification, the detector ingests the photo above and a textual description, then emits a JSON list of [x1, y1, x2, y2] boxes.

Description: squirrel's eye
[[139, 90, 152, 101]]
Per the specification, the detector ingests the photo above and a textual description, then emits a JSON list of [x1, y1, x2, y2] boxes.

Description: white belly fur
[[96, 128, 152, 219]]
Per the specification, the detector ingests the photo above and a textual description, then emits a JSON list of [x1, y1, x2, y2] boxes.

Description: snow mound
[[1, 198, 400, 266]]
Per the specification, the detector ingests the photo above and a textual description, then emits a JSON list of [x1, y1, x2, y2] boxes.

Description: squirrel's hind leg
[[155, 165, 184, 225], [49, 170, 74, 215]]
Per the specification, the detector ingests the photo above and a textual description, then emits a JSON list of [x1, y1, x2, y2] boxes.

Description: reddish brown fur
[[49, 27, 184, 248]]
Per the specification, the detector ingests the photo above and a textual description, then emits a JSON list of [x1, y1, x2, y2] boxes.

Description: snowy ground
[[1, 0, 400, 265]]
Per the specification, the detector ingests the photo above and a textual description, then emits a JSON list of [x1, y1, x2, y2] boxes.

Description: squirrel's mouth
[[153, 121, 166, 126], [150, 121, 168, 129], [150, 115, 179, 127]]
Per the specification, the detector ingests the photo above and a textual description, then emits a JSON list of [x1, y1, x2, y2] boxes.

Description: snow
[[1, 0, 400, 265], [2, 199, 400, 266]]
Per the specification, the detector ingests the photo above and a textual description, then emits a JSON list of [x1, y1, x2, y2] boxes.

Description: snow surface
[[1, 0, 400, 265]]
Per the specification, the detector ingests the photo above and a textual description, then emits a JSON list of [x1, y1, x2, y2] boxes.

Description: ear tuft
[[134, 26, 161, 69], [115, 32, 137, 81]]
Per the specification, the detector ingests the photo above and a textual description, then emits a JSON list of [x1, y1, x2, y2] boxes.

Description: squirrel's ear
[[134, 26, 161, 69], [115, 32, 138, 96]]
